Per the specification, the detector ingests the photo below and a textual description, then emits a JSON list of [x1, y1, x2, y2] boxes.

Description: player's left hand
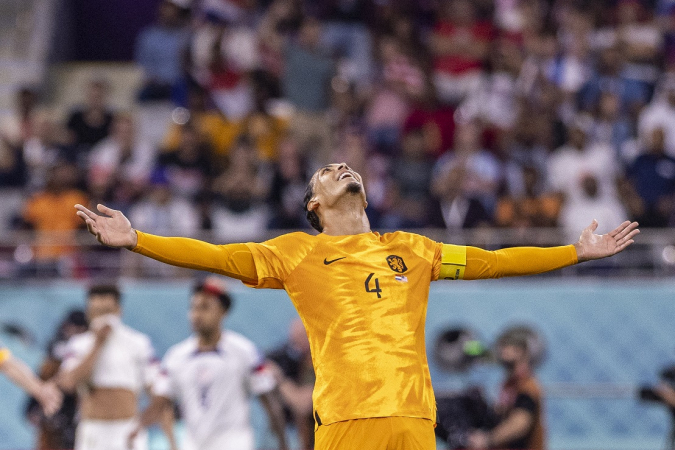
[[574, 220, 640, 262]]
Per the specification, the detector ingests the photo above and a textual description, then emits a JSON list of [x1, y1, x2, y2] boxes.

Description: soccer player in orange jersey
[[75, 163, 639, 450]]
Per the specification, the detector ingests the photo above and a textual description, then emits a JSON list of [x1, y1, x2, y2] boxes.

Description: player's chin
[[345, 181, 363, 194]]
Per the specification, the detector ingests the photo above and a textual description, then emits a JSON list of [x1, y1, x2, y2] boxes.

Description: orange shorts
[[315, 417, 436, 450]]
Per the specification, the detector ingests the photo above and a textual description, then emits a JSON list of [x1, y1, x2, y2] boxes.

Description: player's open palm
[[75, 204, 138, 249], [575, 219, 640, 262]]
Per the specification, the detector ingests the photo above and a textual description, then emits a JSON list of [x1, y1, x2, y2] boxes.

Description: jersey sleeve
[[243, 232, 316, 289], [133, 231, 258, 284], [433, 244, 578, 280], [140, 336, 160, 389], [152, 352, 177, 400], [245, 345, 276, 396]]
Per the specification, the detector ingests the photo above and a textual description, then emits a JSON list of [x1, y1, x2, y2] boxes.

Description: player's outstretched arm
[[459, 220, 639, 280], [75, 204, 258, 284]]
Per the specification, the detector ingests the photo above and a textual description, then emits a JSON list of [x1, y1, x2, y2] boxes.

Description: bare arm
[[74, 204, 258, 284], [127, 395, 173, 450], [467, 409, 534, 449], [58, 325, 110, 393], [260, 391, 289, 450], [1, 354, 63, 416]]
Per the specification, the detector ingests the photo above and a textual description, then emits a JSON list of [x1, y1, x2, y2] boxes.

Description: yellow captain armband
[[439, 244, 467, 280], [0, 347, 11, 365]]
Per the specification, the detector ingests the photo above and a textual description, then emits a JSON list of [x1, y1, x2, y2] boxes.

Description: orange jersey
[[244, 231, 442, 424], [133, 230, 577, 425]]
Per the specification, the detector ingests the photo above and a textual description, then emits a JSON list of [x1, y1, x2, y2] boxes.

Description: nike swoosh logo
[[324, 257, 346, 265]]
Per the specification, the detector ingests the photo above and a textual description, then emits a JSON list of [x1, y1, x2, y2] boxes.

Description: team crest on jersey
[[386, 255, 407, 273]]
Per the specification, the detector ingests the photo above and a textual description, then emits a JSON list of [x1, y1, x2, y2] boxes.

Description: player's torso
[[169, 342, 252, 433], [82, 328, 147, 391]]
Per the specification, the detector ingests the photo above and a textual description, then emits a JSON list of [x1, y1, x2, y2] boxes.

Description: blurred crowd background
[[1, 0, 675, 279]]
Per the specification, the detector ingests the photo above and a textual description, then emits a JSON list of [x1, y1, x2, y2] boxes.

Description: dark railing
[[0, 228, 673, 279]]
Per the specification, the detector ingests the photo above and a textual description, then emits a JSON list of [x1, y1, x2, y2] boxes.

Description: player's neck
[[321, 198, 370, 236], [197, 329, 222, 350]]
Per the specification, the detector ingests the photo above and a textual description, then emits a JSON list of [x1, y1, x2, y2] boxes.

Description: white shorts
[[183, 428, 255, 450], [75, 419, 147, 450]]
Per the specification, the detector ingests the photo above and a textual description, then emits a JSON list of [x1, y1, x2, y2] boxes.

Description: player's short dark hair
[[193, 281, 232, 312], [303, 180, 323, 233], [87, 284, 122, 304]]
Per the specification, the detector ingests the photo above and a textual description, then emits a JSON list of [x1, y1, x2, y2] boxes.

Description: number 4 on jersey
[[365, 273, 382, 298]]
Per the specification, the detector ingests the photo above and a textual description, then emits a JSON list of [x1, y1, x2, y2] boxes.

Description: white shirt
[[62, 315, 158, 394], [153, 331, 275, 447], [548, 142, 618, 202], [638, 100, 675, 158], [89, 137, 156, 184]]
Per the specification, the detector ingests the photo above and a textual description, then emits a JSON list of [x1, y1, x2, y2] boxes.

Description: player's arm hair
[[260, 391, 289, 450], [0, 353, 44, 398], [487, 408, 534, 448], [132, 231, 258, 285], [436, 244, 578, 280]]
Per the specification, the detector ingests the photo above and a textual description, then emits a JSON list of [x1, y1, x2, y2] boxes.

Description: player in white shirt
[[58, 284, 158, 450], [129, 277, 288, 450]]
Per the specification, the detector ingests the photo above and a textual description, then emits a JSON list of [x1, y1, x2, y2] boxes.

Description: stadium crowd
[[1, 0, 674, 258]]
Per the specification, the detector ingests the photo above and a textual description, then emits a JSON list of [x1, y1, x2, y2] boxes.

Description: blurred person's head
[[86, 284, 122, 321], [278, 136, 303, 180], [85, 79, 110, 111], [58, 310, 88, 340], [454, 120, 482, 153], [580, 174, 599, 199], [148, 169, 173, 205], [16, 87, 38, 118], [567, 115, 592, 150], [45, 162, 79, 193], [298, 17, 322, 50], [177, 122, 203, 162], [617, 0, 642, 25], [189, 277, 231, 336], [111, 113, 136, 147], [598, 46, 623, 75], [442, 0, 476, 25], [401, 128, 426, 160], [158, 0, 190, 27], [497, 334, 531, 374], [288, 318, 310, 354], [647, 127, 666, 155], [597, 91, 621, 120]]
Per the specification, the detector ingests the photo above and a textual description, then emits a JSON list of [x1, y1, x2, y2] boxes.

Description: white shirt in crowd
[[153, 330, 276, 450], [62, 315, 158, 394]]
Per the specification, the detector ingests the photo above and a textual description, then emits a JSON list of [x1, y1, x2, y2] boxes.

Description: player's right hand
[[75, 204, 138, 249], [94, 323, 113, 345], [38, 381, 63, 417]]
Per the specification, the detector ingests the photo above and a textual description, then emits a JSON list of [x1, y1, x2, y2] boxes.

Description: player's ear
[[308, 198, 319, 212]]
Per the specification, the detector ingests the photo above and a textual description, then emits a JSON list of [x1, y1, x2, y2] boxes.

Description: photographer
[[467, 333, 545, 450]]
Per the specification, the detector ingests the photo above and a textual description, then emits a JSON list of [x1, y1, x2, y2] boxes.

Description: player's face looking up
[[305, 163, 367, 228], [86, 294, 120, 321], [189, 292, 226, 336]]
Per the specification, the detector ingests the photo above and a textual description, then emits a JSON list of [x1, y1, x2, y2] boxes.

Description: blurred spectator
[[129, 169, 200, 236], [66, 79, 114, 160], [162, 88, 242, 160], [21, 163, 88, 274], [242, 105, 288, 162], [157, 122, 214, 200], [211, 139, 270, 241], [0, 87, 39, 149], [89, 113, 157, 207], [588, 91, 634, 160], [365, 35, 425, 153], [495, 166, 561, 228], [26, 310, 88, 450], [431, 121, 501, 228], [627, 127, 675, 227], [283, 17, 335, 163], [23, 111, 71, 191], [639, 75, 675, 157], [388, 128, 435, 227], [190, 12, 258, 120], [430, 0, 493, 104], [467, 332, 545, 450], [310, 0, 374, 86], [402, 84, 456, 159], [135, 0, 191, 103], [548, 116, 620, 225], [267, 136, 309, 229], [267, 319, 314, 450]]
